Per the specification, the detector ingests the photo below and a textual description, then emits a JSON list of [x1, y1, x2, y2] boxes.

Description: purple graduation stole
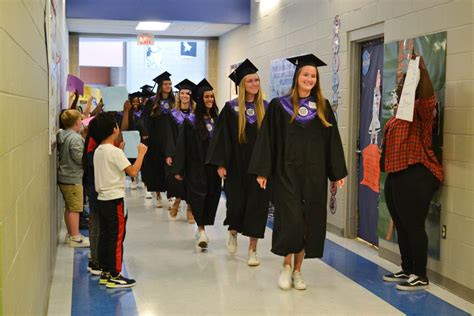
[[279, 94, 318, 125], [229, 99, 269, 125]]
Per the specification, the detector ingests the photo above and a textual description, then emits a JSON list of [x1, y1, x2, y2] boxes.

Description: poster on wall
[[269, 58, 295, 99], [46, 0, 61, 155], [145, 46, 163, 68], [378, 31, 446, 260]]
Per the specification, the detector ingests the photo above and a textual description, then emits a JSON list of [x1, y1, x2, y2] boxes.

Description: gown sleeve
[[325, 100, 348, 181], [163, 115, 177, 158], [171, 120, 187, 177], [247, 98, 278, 179], [140, 99, 154, 137], [206, 103, 232, 168]]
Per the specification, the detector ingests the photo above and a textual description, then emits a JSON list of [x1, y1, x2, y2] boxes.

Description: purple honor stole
[[204, 117, 215, 138], [170, 109, 185, 125], [279, 95, 318, 125], [160, 100, 171, 114], [230, 99, 269, 125], [133, 110, 142, 119]]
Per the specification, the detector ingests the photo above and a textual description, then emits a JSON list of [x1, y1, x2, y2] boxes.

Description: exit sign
[[138, 34, 154, 46]]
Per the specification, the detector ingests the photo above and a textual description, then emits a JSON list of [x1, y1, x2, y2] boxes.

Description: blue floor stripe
[[266, 220, 470, 316], [71, 229, 139, 316], [71, 249, 139, 316]]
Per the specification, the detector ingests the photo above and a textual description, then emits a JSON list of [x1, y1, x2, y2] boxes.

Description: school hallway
[[46, 186, 472, 316]]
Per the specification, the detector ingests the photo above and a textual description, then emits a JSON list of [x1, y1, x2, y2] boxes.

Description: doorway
[[356, 38, 384, 246]]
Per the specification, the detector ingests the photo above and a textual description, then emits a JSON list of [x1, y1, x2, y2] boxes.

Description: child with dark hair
[[93, 112, 148, 288]]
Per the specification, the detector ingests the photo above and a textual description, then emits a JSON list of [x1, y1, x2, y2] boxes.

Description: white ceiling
[[67, 19, 241, 37]]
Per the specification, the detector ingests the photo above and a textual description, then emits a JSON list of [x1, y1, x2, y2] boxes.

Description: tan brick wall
[[216, 0, 474, 289], [0, 0, 63, 314]]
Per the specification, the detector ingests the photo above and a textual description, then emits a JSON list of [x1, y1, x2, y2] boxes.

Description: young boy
[[57, 109, 90, 248], [93, 112, 147, 288]]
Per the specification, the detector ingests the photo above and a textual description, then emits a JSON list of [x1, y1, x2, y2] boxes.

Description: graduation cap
[[286, 53, 327, 70], [140, 84, 155, 98], [128, 91, 142, 100], [228, 59, 259, 86], [192, 78, 214, 101], [153, 71, 172, 85], [174, 79, 196, 92]]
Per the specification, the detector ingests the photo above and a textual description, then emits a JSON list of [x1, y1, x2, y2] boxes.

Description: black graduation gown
[[172, 116, 221, 226], [206, 100, 269, 238], [248, 96, 347, 258], [143, 97, 172, 192], [163, 109, 190, 200]]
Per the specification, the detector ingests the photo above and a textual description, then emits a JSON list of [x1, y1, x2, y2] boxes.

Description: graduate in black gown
[[142, 71, 174, 207], [248, 54, 347, 290], [137, 84, 155, 196], [164, 79, 196, 221], [172, 78, 221, 249], [206, 59, 269, 266], [121, 91, 145, 189]]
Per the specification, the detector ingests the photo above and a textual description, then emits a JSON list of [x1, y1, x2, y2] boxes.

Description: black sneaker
[[383, 271, 410, 282], [396, 275, 429, 291], [99, 272, 110, 285], [87, 261, 102, 276], [106, 273, 136, 289]]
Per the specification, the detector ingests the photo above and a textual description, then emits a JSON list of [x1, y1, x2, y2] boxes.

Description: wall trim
[[379, 243, 474, 304]]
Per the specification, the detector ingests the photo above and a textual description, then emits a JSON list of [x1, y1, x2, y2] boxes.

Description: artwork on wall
[[379, 31, 447, 260], [46, 0, 61, 155], [269, 58, 295, 99], [329, 15, 342, 214], [145, 46, 163, 69]]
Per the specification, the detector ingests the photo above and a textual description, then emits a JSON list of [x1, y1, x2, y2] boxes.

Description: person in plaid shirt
[[381, 55, 443, 291]]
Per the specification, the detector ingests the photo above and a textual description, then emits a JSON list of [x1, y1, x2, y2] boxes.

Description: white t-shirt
[[94, 144, 131, 201]]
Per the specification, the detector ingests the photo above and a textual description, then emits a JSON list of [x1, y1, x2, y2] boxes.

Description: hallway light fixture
[[136, 21, 171, 31]]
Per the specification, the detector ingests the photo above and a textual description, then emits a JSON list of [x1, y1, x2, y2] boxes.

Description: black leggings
[[384, 164, 440, 277]]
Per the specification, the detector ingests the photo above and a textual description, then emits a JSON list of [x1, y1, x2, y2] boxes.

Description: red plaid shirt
[[381, 95, 443, 182]]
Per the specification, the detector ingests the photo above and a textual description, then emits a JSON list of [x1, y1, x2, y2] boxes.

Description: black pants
[[85, 184, 99, 265], [385, 164, 440, 277], [97, 198, 127, 275]]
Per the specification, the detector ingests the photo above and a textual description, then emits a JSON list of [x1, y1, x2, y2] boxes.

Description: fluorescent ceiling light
[[136, 21, 171, 31]]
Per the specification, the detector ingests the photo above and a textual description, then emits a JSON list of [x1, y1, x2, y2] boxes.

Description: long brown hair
[[175, 90, 196, 112], [151, 84, 175, 117], [289, 67, 331, 127], [237, 74, 266, 144]]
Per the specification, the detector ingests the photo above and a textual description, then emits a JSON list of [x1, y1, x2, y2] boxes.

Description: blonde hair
[[175, 94, 196, 112], [237, 74, 266, 144], [289, 67, 331, 127], [60, 109, 82, 128]]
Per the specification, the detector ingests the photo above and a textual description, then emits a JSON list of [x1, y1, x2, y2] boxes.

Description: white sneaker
[[64, 234, 71, 244], [227, 232, 237, 254], [196, 230, 209, 249], [156, 198, 163, 208], [278, 264, 293, 290], [247, 250, 260, 266], [168, 197, 175, 210], [145, 191, 153, 199], [69, 235, 90, 248], [137, 181, 145, 189], [131, 180, 138, 190], [292, 271, 307, 290]]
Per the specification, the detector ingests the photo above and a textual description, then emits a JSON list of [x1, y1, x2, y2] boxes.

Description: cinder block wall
[[216, 0, 473, 290], [0, 0, 66, 314]]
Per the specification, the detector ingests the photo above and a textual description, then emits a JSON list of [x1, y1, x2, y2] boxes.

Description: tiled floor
[[47, 187, 473, 316]]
